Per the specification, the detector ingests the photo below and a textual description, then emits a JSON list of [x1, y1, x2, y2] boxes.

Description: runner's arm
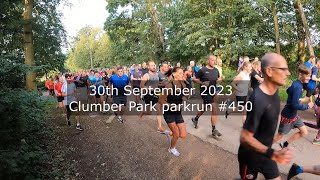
[[131, 74, 137, 80], [240, 129, 269, 155], [254, 74, 264, 82], [140, 73, 149, 88], [231, 73, 243, 92], [240, 129, 292, 164]]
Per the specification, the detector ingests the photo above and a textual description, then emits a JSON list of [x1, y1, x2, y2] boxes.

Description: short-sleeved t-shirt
[[251, 70, 263, 89], [132, 71, 143, 87], [307, 66, 318, 90], [62, 82, 76, 105], [77, 76, 88, 87], [54, 83, 63, 97], [196, 66, 220, 93], [239, 87, 280, 161], [304, 61, 313, 69], [242, 87, 280, 149], [110, 74, 130, 96]]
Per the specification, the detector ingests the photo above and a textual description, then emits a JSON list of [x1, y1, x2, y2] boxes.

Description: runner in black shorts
[[139, 61, 166, 133], [238, 53, 293, 180], [191, 55, 222, 137], [159, 67, 187, 157]]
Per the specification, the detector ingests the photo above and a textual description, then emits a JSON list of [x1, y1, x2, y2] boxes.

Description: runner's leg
[[286, 125, 308, 144]]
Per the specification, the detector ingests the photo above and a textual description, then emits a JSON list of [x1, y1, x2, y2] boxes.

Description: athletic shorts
[[163, 112, 184, 124], [236, 96, 247, 107], [113, 96, 127, 106], [278, 116, 305, 135], [66, 103, 78, 112], [144, 94, 158, 105], [306, 87, 316, 97], [201, 94, 214, 104], [57, 96, 64, 102], [238, 147, 279, 180]]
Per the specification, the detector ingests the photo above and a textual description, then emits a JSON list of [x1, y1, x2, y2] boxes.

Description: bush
[[0, 54, 55, 179], [0, 89, 53, 179]]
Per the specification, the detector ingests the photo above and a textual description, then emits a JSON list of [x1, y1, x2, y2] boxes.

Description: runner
[[139, 61, 165, 133], [302, 58, 320, 103], [87, 69, 96, 103], [305, 84, 320, 145], [159, 67, 187, 157], [109, 66, 130, 123], [54, 76, 64, 109], [141, 62, 148, 75], [191, 55, 222, 137], [215, 58, 225, 80], [184, 66, 193, 99], [45, 77, 54, 96], [273, 65, 313, 148], [92, 71, 104, 105], [102, 70, 111, 104], [250, 60, 263, 90], [230, 61, 252, 123], [62, 73, 83, 131], [131, 65, 143, 104], [158, 61, 170, 87], [287, 164, 320, 179], [238, 53, 293, 180]]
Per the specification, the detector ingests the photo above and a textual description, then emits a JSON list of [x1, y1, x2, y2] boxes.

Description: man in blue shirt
[[109, 66, 130, 123], [273, 65, 314, 148]]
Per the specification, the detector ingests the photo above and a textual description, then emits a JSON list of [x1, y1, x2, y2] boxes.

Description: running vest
[[145, 72, 159, 89], [167, 82, 183, 105], [235, 71, 251, 96], [158, 72, 167, 83]]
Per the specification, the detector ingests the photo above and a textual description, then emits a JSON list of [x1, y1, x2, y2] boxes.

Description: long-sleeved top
[[281, 80, 309, 119]]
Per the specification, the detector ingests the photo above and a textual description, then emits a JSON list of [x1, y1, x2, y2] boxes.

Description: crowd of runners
[[44, 53, 320, 179]]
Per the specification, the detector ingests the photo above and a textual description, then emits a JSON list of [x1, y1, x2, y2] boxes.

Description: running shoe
[[67, 119, 71, 126], [76, 125, 83, 131], [168, 148, 180, 157], [157, 127, 166, 134], [279, 142, 288, 148], [191, 117, 198, 129], [312, 139, 320, 145], [287, 163, 300, 180], [212, 129, 222, 137]]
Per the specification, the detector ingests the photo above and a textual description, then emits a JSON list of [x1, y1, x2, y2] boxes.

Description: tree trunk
[[294, 3, 306, 64], [294, 0, 315, 57], [23, 0, 37, 90], [272, 1, 281, 54], [147, 0, 166, 61]]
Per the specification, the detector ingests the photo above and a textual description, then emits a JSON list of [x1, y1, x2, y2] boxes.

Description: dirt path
[[51, 109, 241, 179]]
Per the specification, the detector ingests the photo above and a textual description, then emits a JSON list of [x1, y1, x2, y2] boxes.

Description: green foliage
[[99, 0, 320, 68], [0, 0, 67, 178], [0, 0, 67, 77], [65, 27, 114, 71]]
